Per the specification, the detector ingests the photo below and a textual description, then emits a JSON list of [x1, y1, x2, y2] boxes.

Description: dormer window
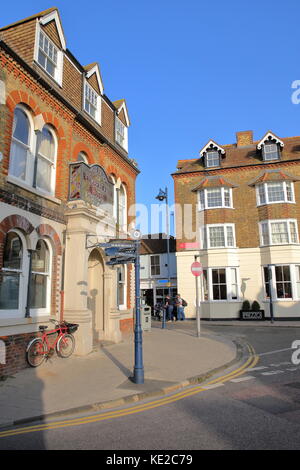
[[38, 31, 58, 78], [205, 150, 220, 168], [115, 117, 128, 151], [257, 132, 284, 161], [84, 82, 101, 123], [263, 142, 279, 161]]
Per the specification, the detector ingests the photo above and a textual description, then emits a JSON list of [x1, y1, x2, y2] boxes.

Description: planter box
[[240, 310, 265, 321]]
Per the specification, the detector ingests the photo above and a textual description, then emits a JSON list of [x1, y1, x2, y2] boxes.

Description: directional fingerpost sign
[[191, 261, 202, 276]]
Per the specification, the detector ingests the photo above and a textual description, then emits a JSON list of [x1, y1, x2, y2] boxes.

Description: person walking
[[164, 295, 174, 322], [175, 294, 185, 321]]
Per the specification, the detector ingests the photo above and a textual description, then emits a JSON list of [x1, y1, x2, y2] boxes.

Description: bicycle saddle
[[39, 325, 48, 331]]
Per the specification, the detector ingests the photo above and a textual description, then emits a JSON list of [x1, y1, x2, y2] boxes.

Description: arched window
[[119, 184, 127, 232], [30, 240, 50, 310], [77, 151, 89, 164], [0, 232, 23, 310], [110, 175, 117, 220], [9, 106, 31, 181], [36, 126, 57, 194]]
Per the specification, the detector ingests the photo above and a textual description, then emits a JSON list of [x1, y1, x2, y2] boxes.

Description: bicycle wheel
[[26, 338, 47, 367], [57, 333, 75, 358]]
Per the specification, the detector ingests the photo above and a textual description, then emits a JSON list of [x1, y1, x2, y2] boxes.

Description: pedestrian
[[164, 295, 174, 322], [175, 294, 186, 321], [154, 301, 162, 320]]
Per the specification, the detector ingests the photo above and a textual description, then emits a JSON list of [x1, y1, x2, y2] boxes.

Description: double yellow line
[[0, 343, 258, 439]]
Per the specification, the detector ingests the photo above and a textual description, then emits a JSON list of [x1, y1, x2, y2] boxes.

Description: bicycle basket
[[64, 322, 79, 334]]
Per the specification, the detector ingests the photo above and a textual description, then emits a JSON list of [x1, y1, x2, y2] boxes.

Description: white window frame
[[198, 187, 233, 210], [117, 265, 127, 310], [0, 229, 28, 317], [115, 116, 128, 152], [83, 80, 101, 124], [118, 184, 127, 234], [201, 224, 236, 249], [262, 142, 280, 161], [256, 181, 295, 206], [150, 255, 161, 277], [36, 125, 58, 196], [77, 151, 89, 164], [202, 266, 240, 302], [8, 105, 35, 186], [34, 23, 63, 86], [262, 264, 300, 301], [259, 219, 299, 246], [205, 150, 220, 168], [30, 238, 52, 317]]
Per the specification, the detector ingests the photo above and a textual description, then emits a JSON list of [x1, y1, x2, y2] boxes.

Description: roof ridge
[[0, 7, 58, 31]]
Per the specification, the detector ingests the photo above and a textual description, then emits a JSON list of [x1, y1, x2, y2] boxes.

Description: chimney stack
[[236, 131, 253, 147]]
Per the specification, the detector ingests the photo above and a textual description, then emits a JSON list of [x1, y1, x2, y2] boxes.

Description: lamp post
[[155, 187, 171, 329]]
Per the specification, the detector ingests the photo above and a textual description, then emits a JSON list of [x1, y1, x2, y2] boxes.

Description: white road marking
[[245, 366, 268, 372], [201, 383, 225, 390], [261, 370, 284, 376], [258, 348, 292, 357], [269, 362, 291, 367], [286, 367, 299, 371], [230, 376, 256, 383]]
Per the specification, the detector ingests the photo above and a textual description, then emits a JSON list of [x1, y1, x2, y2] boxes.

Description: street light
[[155, 187, 171, 329]]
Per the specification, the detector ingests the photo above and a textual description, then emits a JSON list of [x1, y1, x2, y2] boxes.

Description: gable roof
[[199, 139, 226, 157], [0, 7, 66, 50], [257, 131, 284, 150], [248, 169, 300, 186], [113, 99, 130, 126], [84, 62, 104, 95]]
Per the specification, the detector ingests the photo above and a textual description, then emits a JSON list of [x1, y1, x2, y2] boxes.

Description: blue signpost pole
[[133, 239, 144, 384]]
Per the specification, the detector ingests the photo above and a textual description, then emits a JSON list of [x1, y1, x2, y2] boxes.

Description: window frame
[[150, 255, 161, 277], [118, 184, 127, 234], [8, 105, 35, 186], [83, 80, 101, 124], [204, 150, 220, 168], [262, 142, 280, 161], [202, 266, 240, 302], [201, 223, 236, 249], [34, 25, 63, 86], [262, 264, 300, 301], [0, 229, 28, 316], [198, 187, 233, 211], [259, 219, 299, 246], [256, 181, 295, 206], [115, 116, 128, 152], [30, 238, 52, 317], [35, 125, 58, 196]]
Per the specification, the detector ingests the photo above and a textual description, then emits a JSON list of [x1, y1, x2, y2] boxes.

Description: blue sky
[[2, 0, 300, 235]]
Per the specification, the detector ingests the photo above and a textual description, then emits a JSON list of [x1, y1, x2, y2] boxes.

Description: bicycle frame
[[38, 324, 68, 355]]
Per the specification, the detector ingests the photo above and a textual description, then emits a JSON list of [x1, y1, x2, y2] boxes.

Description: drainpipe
[[60, 230, 66, 323]]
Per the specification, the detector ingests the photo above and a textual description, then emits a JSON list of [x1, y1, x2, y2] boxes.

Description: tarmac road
[[1, 322, 300, 451]]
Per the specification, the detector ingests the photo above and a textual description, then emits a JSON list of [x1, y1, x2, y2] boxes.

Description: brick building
[[0, 7, 139, 376], [173, 130, 300, 320]]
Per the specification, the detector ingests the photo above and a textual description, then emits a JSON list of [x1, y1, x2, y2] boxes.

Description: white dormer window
[[35, 28, 63, 85], [38, 31, 58, 78], [84, 82, 101, 123], [263, 143, 279, 161], [205, 150, 219, 168], [115, 117, 128, 151]]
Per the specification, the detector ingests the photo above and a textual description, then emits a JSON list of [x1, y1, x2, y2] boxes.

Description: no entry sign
[[191, 261, 202, 276]]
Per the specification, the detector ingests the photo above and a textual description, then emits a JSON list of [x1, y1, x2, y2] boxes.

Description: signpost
[[98, 237, 144, 384], [191, 260, 202, 338]]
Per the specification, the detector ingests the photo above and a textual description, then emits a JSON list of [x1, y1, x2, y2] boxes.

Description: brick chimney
[[236, 131, 253, 147]]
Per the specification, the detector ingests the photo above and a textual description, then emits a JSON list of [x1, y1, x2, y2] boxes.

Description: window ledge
[[7, 175, 61, 205]]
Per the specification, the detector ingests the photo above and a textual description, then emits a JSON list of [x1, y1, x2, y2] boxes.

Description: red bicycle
[[26, 319, 79, 367]]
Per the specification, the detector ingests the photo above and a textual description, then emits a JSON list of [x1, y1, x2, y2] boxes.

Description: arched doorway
[[87, 249, 104, 346]]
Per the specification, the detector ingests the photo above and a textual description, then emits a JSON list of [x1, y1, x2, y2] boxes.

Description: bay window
[[259, 219, 299, 246], [263, 265, 300, 300], [202, 267, 239, 301], [198, 187, 233, 210], [202, 224, 236, 249], [256, 181, 295, 205]]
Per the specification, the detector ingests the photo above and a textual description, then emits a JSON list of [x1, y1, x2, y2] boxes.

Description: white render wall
[[176, 246, 300, 320], [140, 252, 177, 281]]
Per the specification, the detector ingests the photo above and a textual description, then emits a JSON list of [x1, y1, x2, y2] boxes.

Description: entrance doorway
[[88, 249, 104, 345]]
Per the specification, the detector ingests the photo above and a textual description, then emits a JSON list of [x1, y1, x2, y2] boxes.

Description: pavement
[[1, 318, 299, 430], [0, 322, 239, 429]]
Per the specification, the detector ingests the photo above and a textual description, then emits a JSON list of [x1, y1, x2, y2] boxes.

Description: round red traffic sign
[[191, 261, 202, 276]]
